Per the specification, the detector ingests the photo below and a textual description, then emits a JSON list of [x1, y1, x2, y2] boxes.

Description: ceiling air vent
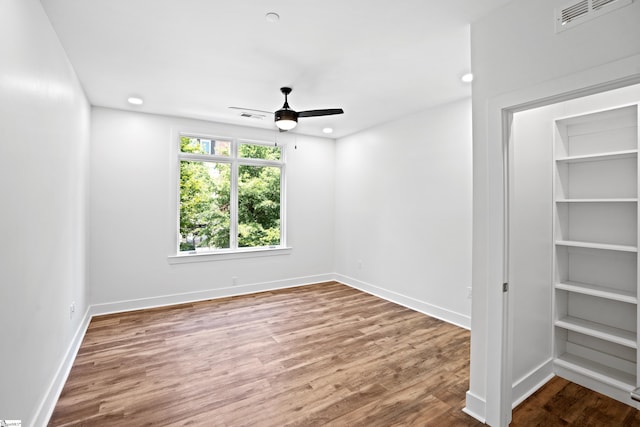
[[239, 112, 266, 120], [592, 0, 619, 8], [555, 0, 633, 32], [560, 0, 589, 25]]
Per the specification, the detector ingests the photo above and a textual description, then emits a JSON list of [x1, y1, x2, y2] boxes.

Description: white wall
[[89, 108, 335, 309], [0, 0, 90, 425], [508, 105, 558, 405], [334, 98, 473, 327], [468, 0, 640, 424]]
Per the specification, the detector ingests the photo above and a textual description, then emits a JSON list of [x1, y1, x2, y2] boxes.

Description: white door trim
[[482, 54, 640, 427]]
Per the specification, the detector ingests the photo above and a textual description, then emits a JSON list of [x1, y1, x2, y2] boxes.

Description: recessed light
[[322, 127, 333, 134], [461, 73, 474, 83], [127, 96, 143, 105], [265, 12, 280, 23]]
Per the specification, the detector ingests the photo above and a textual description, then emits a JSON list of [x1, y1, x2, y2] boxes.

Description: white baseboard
[[334, 274, 471, 329], [90, 273, 335, 316], [35, 274, 472, 426], [35, 273, 334, 426], [31, 306, 92, 427], [463, 390, 486, 423], [465, 359, 555, 423], [555, 362, 640, 410], [337, 275, 483, 422], [511, 359, 554, 408]]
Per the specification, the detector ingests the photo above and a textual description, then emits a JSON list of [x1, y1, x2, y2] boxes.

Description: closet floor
[[513, 376, 640, 426]]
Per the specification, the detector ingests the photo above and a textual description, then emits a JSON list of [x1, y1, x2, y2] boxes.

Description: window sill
[[167, 246, 293, 264]]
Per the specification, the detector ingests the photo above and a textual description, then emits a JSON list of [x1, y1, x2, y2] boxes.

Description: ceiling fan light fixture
[[275, 108, 298, 130], [235, 87, 342, 133]]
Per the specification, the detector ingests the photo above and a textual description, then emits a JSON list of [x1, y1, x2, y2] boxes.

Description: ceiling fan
[[230, 87, 344, 131]]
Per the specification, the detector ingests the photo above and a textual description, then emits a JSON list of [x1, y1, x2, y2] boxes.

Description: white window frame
[[168, 132, 289, 263]]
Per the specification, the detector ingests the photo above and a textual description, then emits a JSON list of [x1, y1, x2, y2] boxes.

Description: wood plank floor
[[50, 281, 640, 426], [50, 282, 478, 426], [512, 376, 640, 426]]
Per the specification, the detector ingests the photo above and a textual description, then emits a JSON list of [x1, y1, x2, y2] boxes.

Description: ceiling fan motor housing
[[275, 108, 298, 124]]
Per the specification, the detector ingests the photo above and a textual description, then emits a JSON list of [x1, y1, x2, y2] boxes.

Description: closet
[[509, 87, 640, 409], [552, 103, 639, 405]]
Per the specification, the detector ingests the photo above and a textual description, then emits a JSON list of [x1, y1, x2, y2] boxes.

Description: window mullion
[[179, 152, 230, 163], [280, 162, 286, 247], [238, 158, 282, 168], [230, 141, 239, 250]]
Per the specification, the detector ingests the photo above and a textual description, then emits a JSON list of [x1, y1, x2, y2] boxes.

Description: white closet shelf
[[555, 240, 638, 253], [555, 353, 636, 391], [555, 281, 638, 304], [555, 316, 637, 348], [555, 198, 638, 203], [555, 149, 638, 164], [553, 103, 639, 408]]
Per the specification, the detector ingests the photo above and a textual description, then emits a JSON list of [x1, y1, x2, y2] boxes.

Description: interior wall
[[469, 0, 640, 423], [508, 105, 557, 401], [0, 0, 90, 424], [89, 107, 335, 307], [334, 98, 473, 327]]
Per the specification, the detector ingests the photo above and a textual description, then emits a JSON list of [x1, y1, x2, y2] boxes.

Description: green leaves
[[179, 137, 281, 251], [238, 143, 281, 161], [179, 160, 230, 250], [238, 165, 280, 247]]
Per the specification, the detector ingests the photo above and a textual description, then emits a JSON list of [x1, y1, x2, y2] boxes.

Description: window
[[177, 135, 284, 254]]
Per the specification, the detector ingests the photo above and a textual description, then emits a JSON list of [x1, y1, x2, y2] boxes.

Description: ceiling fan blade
[[228, 106, 274, 115], [298, 108, 344, 118]]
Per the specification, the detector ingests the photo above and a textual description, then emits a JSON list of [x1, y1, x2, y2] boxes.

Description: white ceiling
[[40, 0, 512, 138]]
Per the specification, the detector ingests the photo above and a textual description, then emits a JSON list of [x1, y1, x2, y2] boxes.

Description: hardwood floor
[[512, 376, 640, 426], [50, 282, 479, 426], [50, 281, 640, 426]]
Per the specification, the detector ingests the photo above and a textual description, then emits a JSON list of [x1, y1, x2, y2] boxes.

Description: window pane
[[180, 136, 231, 156], [238, 165, 281, 247], [179, 160, 231, 251], [238, 143, 281, 160]]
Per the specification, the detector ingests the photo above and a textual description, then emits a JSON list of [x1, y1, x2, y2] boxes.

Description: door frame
[[482, 55, 640, 427]]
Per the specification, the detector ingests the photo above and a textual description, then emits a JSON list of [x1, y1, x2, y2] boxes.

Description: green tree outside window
[[179, 137, 282, 252]]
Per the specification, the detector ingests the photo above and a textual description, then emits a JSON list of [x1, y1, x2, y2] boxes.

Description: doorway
[[504, 82, 640, 423]]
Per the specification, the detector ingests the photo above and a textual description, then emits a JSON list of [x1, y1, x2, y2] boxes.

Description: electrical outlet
[[70, 301, 76, 319], [467, 287, 472, 299], [357, 260, 363, 270], [232, 276, 238, 286]]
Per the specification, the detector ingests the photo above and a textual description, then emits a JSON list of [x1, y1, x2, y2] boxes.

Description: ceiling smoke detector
[[265, 12, 280, 23]]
